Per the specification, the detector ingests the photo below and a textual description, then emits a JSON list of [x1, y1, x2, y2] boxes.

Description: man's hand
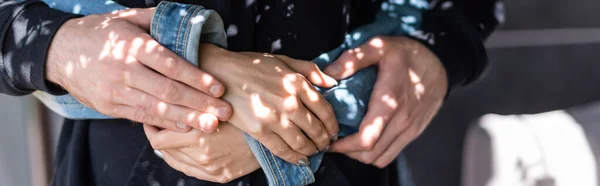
[[326, 37, 447, 168], [144, 124, 259, 184], [46, 8, 232, 132], [197, 44, 339, 165]]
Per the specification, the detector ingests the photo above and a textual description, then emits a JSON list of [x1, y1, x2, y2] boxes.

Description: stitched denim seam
[[183, 6, 201, 58], [268, 150, 287, 186], [153, 1, 169, 39], [175, 6, 191, 56], [295, 165, 307, 185], [258, 142, 281, 186]]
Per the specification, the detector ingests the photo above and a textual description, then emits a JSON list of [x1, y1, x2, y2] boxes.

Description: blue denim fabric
[[37, 0, 429, 185]]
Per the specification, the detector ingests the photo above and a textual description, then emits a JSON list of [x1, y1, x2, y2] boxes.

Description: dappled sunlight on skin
[[157, 101, 168, 115], [381, 95, 398, 109], [252, 59, 261, 64], [250, 94, 273, 119], [282, 74, 299, 94], [283, 96, 299, 111], [408, 69, 425, 100], [361, 117, 385, 146]]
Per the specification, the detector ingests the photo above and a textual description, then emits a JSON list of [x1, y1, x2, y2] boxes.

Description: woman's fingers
[[270, 120, 318, 156], [286, 105, 330, 151], [160, 150, 220, 182], [252, 132, 310, 166], [277, 55, 338, 88], [297, 80, 339, 139], [143, 125, 199, 150]]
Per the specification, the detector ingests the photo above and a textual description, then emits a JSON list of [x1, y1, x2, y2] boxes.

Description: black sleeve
[[0, 0, 79, 96], [411, 0, 502, 94]]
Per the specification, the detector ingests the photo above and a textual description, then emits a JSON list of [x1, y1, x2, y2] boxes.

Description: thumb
[[277, 55, 338, 88], [114, 8, 156, 32], [324, 37, 386, 80]]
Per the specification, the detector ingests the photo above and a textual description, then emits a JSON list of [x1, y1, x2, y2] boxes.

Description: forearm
[[0, 0, 78, 95], [403, 0, 502, 94]]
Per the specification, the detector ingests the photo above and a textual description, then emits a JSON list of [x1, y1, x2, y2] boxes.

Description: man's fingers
[[329, 133, 364, 153], [324, 37, 386, 79], [277, 55, 338, 88], [134, 35, 226, 98], [111, 105, 187, 132], [298, 81, 339, 139], [114, 8, 155, 31], [334, 111, 410, 164], [372, 123, 420, 168], [160, 150, 218, 182], [116, 87, 219, 132], [126, 62, 232, 120], [254, 133, 310, 166]]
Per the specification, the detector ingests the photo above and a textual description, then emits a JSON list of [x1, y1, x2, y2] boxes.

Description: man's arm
[[414, 0, 502, 93], [0, 0, 79, 96]]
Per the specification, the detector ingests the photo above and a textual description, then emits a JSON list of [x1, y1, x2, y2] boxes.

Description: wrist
[[45, 18, 79, 87]]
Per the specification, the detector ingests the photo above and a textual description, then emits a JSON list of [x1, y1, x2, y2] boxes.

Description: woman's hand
[[197, 44, 339, 165], [144, 124, 259, 183], [46, 8, 232, 132]]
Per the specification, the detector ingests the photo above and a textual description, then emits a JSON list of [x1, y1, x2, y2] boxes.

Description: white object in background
[[463, 111, 597, 186]]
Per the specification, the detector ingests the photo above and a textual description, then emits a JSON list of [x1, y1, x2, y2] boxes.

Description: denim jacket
[[38, 0, 432, 185]]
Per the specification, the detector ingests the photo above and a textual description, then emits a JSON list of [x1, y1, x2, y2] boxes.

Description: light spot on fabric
[[227, 24, 238, 37], [401, 16, 417, 24], [190, 15, 206, 24], [246, 0, 255, 7], [390, 0, 405, 5], [494, 1, 506, 24], [73, 4, 81, 14], [271, 39, 282, 52], [441, 1, 453, 10], [177, 178, 185, 186], [255, 14, 261, 23]]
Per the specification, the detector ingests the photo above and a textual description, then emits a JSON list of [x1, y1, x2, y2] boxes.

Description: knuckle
[[291, 138, 308, 150], [360, 153, 377, 164], [195, 155, 211, 165], [204, 166, 220, 175], [272, 146, 292, 157], [217, 175, 233, 184], [359, 142, 375, 151], [133, 111, 151, 124], [162, 57, 180, 76], [159, 81, 181, 102], [182, 166, 194, 177], [374, 162, 387, 169], [246, 125, 267, 137]]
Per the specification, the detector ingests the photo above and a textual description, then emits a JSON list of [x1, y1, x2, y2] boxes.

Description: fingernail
[[154, 150, 164, 159], [331, 134, 338, 141], [323, 145, 330, 152], [326, 64, 342, 76], [176, 122, 188, 130], [298, 158, 310, 166], [199, 114, 216, 132], [324, 76, 339, 86], [209, 84, 223, 97], [216, 107, 230, 119]]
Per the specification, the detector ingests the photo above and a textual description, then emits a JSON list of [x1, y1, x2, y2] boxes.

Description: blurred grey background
[[2, 0, 600, 186]]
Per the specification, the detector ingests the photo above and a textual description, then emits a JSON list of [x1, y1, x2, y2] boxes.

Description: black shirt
[[0, 0, 501, 185]]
